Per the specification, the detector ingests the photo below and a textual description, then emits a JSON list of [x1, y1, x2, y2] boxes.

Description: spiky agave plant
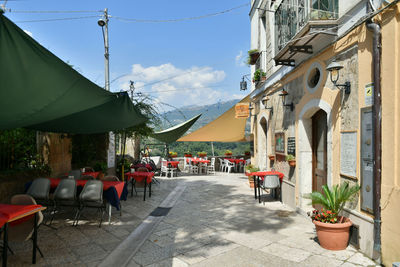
[[306, 182, 360, 222]]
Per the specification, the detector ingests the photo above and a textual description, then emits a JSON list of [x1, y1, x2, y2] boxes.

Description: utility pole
[[98, 8, 115, 174]]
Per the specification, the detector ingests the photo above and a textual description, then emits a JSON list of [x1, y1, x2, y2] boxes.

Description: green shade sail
[[0, 13, 146, 133], [27, 92, 148, 134], [151, 114, 201, 144]]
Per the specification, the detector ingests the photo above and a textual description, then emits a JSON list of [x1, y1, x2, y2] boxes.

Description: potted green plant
[[247, 49, 260, 65], [245, 164, 259, 188], [261, 71, 267, 81], [169, 151, 178, 158], [253, 69, 262, 82], [224, 149, 232, 156], [286, 154, 296, 167], [306, 182, 360, 250], [197, 151, 207, 157]]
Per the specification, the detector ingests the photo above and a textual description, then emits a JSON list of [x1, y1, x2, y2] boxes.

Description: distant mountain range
[[158, 99, 241, 132]]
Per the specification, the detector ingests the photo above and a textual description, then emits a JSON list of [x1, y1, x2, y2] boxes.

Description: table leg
[[32, 213, 37, 264], [2, 223, 8, 267], [143, 180, 147, 201], [108, 203, 112, 224], [149, 180, 152, 198], [131, 179, 134, 197], [253, 176, 257, 199], [258, 178, 261, 203]]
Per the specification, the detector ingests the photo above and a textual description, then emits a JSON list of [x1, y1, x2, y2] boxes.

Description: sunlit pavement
[[6, 173, 377, 266]]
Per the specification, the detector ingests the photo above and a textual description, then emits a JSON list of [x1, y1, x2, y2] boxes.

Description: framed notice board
[[275, 132, 285, 153], [340, 131, 357, 178]]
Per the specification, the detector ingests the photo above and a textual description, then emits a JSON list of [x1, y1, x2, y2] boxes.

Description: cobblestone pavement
[[127, 173, 378, 267], [6, 173, 379, 266]]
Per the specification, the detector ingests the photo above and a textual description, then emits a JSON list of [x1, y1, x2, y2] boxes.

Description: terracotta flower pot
[[268, 155, 275, 161], [248, 176, 255, 188], [313, 217, 352, 250], [249, 52, 260, 65], [288, 160, 296, 167]]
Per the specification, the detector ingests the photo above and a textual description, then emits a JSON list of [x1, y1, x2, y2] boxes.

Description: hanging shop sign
[[235, 103, 250, 118], [340, 131, 357, 178]]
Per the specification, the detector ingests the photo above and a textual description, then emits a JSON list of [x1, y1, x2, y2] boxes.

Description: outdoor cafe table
[[225, 158, 246, 164], [0, 204, 46, 267], [167, 161, 179, 168], [124, 172, 154, 201], [82, 171, 101, 179], [246, 171, 284, 202]]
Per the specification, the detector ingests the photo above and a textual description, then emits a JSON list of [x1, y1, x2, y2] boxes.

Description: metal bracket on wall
[[274, 59, 295, 67], [289, 45, 313, 54]]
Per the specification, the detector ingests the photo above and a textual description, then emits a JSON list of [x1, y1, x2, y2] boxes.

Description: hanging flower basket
[[248, 50, 260, 65]]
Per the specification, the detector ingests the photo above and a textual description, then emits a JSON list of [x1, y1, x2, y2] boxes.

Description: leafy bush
[[286, 154, 295, 161]]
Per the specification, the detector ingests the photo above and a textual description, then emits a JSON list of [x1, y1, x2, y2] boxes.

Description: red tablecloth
[[103, 181, 125, 198], [247, 171, 284, 181], [82, 171, 101, 179], [167, 161, 179, 167], [226, 158, 246, 164], [125, 172, 154, 184], [190, 158, 210, 164], [0, 204, 43, 228]]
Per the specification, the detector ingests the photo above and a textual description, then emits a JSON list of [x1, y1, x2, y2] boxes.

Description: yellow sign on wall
[[235, 103, 249, 118]]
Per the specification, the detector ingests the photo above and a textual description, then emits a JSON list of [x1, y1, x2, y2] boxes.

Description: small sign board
[[107, 132, 116, 168], [340, 131, 357, 178], [235, 103, 249, 118], [287, 137, 295, 156], [365, 83, 374, 106], [275, 132, 285, 153]]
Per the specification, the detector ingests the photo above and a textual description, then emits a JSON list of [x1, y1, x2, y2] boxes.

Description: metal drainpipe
[[366, 19, 382, 263]]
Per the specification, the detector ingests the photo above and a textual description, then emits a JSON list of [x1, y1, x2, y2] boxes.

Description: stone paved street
[[6, 173, 378, 266]]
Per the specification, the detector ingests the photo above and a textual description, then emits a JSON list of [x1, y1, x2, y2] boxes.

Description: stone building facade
[[249, 0, 400, 265]]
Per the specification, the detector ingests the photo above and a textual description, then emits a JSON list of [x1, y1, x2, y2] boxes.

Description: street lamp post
[[98, 8, 110, 91], [98, 8, 115, 174]]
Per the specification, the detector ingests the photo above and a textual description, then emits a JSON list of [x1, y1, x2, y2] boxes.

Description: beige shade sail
[[177, 94, 250, 142]]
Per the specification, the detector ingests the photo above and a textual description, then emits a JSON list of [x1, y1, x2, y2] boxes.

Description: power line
[[140, 84, 228, 94], [14, 15, 101, 23], [111, 3, 249, 23], [7, 9, 102, 13]]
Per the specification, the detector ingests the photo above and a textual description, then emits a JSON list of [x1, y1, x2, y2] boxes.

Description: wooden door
[[312, 110, 327, 199]]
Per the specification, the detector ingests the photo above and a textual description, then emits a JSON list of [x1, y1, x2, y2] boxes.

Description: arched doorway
[[298, 99, 332, 211], [312, 109, 327, 201], [258, 116, 268, 170]]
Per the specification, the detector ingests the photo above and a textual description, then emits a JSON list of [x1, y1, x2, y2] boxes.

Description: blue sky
[[3, 0, 250, 111]]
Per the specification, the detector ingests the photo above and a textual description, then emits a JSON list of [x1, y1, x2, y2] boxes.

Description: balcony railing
[[275, 0, 338, 54]]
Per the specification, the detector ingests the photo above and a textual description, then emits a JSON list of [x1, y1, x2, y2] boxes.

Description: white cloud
[[118, 63, 230, 110], [23, 30, 33, 37], [235, 50, 245, 66]]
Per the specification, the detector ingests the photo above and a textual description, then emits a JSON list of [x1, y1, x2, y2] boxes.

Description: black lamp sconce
[[279, 90, 294, 111], [261, 94, 273, 114], [326, 61, 351, 94], [240, 74, 251, 91]]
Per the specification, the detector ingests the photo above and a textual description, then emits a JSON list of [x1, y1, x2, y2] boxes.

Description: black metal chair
[[50, 179, 78, 225], [74, 180, 105, 227]]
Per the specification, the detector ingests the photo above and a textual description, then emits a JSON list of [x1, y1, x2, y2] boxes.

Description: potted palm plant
[[306, 182, 360, 250]]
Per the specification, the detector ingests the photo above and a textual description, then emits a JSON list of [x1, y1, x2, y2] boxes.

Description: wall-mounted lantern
[[326, 61, 351, 94], [240, 74, 250, 91], [279, 90, 294, 111], [261, 94, 273, 113]]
